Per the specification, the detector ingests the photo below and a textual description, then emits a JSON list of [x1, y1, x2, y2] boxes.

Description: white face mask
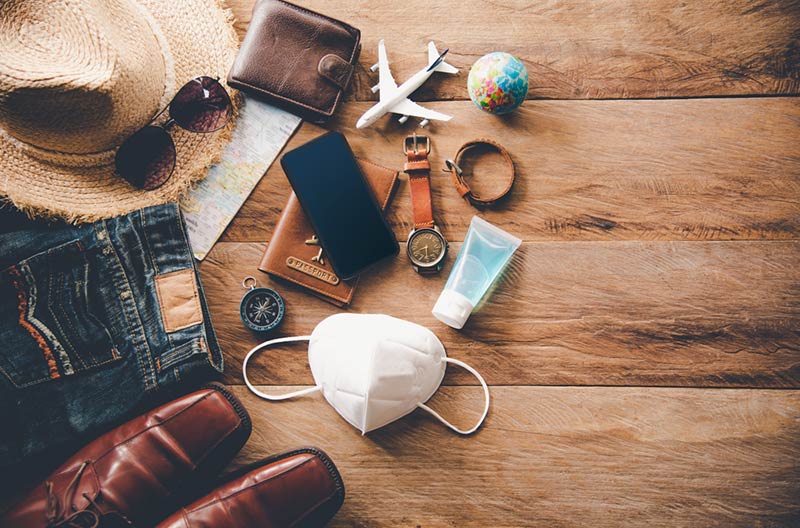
[[242, 314, 489, 435]]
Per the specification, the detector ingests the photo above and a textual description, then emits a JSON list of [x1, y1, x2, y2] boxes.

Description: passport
[[259, 159, 398, 306]]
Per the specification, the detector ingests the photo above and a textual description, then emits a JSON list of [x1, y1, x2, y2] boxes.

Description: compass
[[239, 277, 285, 332]]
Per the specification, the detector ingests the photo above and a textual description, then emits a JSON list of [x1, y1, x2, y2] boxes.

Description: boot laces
[[44, 461, 134, 528]]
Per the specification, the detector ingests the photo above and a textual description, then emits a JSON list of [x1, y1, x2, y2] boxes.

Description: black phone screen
[[280, 131, 399, 279]]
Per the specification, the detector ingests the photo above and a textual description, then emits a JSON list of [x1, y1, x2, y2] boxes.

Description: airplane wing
[[377, 39, 398, 100], [388, 98, 452, 121]]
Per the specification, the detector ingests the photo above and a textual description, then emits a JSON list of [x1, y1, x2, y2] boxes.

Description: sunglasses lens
[[115, 126, 176, 190], [169, 76, 232, 133]]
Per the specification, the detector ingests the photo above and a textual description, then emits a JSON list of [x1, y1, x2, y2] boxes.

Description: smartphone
[[280, 131, 399, 279]]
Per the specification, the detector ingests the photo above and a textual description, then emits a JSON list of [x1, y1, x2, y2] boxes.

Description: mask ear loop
[[242, 336, 321, 401], [416, 358, 490, 435]]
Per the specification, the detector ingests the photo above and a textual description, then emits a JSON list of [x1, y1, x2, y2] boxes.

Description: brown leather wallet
[[258, 159, 399, 307], [227, 0, 361, 123]]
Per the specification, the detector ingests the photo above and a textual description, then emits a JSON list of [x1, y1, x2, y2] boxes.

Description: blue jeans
[[0, 203, 223, 469]]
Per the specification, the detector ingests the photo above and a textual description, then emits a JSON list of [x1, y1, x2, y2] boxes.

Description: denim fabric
[[0, 203, 223, 469]]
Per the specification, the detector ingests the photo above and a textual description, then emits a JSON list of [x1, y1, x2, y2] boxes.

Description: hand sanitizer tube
[[433, 216, 521, 329]]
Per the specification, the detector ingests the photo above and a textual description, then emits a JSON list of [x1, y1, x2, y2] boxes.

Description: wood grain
[[228, 385, 800, 527], [200, 239, 800, 388], [227, 0, 800, 100], [0, 1, 797, 525], [220, 98, 800, 244], [214, 3, 800, 525]]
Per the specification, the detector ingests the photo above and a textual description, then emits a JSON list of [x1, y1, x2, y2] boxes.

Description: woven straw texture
[[0, 0, 241, 223]]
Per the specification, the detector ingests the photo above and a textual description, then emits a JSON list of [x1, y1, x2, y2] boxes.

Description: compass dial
[[240, 287, 285, 332]]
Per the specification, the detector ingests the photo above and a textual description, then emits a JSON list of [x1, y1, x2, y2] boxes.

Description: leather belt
[[444, 139, 515, 207]]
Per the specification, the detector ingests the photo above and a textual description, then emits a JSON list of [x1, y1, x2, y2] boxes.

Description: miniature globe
[[468, 52, 529, 115]]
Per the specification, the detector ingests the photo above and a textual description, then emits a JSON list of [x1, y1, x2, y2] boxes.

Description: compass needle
[[239, 277, 285, 332]]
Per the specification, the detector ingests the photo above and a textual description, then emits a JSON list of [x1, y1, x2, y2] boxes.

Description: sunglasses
[[115, 76, 232, 190]]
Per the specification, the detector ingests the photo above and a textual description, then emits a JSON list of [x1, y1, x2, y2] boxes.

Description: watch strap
[[418, 265, 440, 275], [446, 138, 515, 207], [404, 136, 435, 229]]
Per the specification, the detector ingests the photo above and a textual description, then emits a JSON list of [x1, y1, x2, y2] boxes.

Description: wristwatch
[[403, 133, 448, 274]]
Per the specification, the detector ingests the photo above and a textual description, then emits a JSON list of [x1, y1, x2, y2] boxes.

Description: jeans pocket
[[0, 239, 120, 388]]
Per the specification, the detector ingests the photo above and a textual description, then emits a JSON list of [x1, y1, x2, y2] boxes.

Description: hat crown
[[0, 0, 167, 154]]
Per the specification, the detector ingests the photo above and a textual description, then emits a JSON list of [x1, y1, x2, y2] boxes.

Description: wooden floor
[[207, 1, 800, 526]]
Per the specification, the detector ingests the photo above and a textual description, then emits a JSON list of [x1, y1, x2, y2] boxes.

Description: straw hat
[[0, 0, 240, 223]]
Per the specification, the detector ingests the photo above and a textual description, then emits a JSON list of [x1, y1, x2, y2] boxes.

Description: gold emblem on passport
[[304, 235, 325, 265], [286, 256, 340, 285]]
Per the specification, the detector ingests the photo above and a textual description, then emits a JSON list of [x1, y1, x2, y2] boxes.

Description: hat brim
[[0, 0, 241, 224]]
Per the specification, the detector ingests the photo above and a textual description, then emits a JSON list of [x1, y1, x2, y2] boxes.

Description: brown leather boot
[[156, 447, 345, 528], [2, 383, 251, 527]]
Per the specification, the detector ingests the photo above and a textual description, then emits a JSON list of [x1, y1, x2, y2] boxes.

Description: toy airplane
[[356, 40, 459, 129]]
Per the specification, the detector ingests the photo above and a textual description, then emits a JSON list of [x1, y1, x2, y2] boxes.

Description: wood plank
[[227, 385, 800, 527], [200, 240, 800, 388], [221, 98, 800, 243], [226, 0, 800, 100]]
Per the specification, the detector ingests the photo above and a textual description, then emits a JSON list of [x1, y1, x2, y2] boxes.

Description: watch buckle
[[403, 132, 431, 156]]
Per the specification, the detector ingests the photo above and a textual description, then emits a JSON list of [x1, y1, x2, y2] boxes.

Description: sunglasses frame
[[114, 76, 232, 190]]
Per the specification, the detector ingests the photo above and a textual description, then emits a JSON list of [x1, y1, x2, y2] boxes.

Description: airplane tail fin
[[427, 42, 459, 74]]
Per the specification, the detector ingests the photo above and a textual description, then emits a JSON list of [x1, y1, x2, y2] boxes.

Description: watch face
[[240, 287, 285, 332], [407, 228, 447, 267]]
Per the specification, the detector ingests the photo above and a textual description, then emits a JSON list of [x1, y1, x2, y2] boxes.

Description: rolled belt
[[444, 138, 515, 207]]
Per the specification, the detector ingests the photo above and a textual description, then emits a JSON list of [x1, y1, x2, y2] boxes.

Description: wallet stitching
[[232, 0, 361, 116], [231, 79, 337, 116]]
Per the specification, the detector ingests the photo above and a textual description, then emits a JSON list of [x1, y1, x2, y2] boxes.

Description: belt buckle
[[442, 159, 462, 177], [403, 132, 431, 156]]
